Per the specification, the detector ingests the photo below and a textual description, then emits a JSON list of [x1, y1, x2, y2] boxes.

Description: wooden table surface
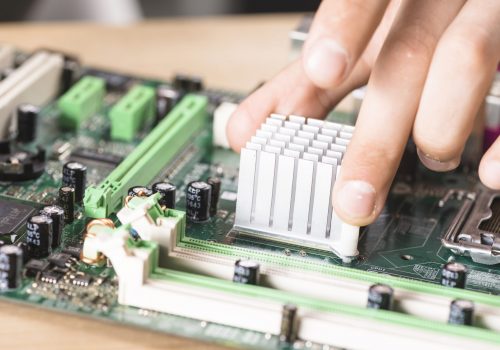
[[0, 14, 300, 350]]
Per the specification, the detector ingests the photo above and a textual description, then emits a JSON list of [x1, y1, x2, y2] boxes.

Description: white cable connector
[[234, 114, 359, 261]]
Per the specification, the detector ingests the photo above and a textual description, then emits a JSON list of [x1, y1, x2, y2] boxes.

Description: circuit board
[[0, 47, 500, 350]]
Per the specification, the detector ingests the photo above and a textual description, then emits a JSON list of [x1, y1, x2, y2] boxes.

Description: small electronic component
[[70, 148, 123, 166], [72, 274, 92, 287], [62, 161, 87, 203], [367, 284, 394, 310], [0, 199, 35, 236], [40, 269, 64, 284], [234, 114, 359, 260], [186, 181, 212, 222], [127, 186, 152, 198], [58, 186, 75, 223], [62, 244, 82, 259], [448, 299, 474, 326], [24, 259, 50, 278], [441, 262, 467, 289], [39, 205, 65, 248], [152, 182, 176, 208], [173, 74, 203, 92], [279, 304, 298, 343], [0, 245, 23, 290], [233, 259, 260, 285], [207, 177, 221, 217], [26, 215, 53, 258], [156, 85, 181, 122], [16, 104, 39, 143], [0, 147, 46, 181], [48, 252, 72, 268]]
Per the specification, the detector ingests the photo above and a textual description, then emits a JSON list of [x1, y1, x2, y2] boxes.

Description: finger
[[479, 136, 500, 189], [332, 0, 465, 226], [414, 0, 500, 172], [303, 0, 390, 88], [226, 58, 370, 152]]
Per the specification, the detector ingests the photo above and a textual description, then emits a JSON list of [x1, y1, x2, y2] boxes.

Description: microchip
[[0, 199, 35, 236], [62, 245, 82, 259], [48, 253, 73, 268], [40, 270, 65, 284], [72, 274, 92, 287], [24, 259, 50, 278]]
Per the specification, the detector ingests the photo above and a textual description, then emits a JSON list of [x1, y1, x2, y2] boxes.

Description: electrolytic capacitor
[[16, 242, 30, 264], [62, 161, 87, 203], [279, 304, 298, 344], [448, 299, 474, 326], [58, 186, 75, 223], [233, 259, 260, 285], [207, 177, 221, 217], [152, 182, 176, 208], [26, 215, 53, 258], [127, 186, 153, 198], [0, 245, 23, 290], [156, 85, 181, 122], [40, 205, 65, 248], [16, 104, 39, 143], [186, 181, 212, 222], [367, 283, 394, 310], [441, 261, 467, 289]]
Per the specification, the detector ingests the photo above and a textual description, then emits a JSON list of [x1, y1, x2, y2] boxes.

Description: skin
[[227, 0, 500, 226]]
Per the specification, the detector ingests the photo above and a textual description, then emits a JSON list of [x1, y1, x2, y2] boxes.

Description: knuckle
[[385, 24, 436, 65], [440, 28, 493, 72], [349, 139, 401, 174]]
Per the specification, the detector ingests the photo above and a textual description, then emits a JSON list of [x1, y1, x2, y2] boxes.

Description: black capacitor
[[152, 182, 176, 208], [26, 215, 53, 259], [186, 181, 212, 222], [127, 186, 153, 198], [40, 205, 65, 248], [61, 58, 80, 94], [58, 186, 75, 223], [207, 177, 221, 217], [441, 262, 467, 289], [16, 242, 30, 264], [448, 299, 474, 326], [233, 259, 260, 285], [279, 304, 298, 343], [17, 104, 39, 143], [367, 283, 394, 310], [62, 161, 87, 203], [0, 245, 23, 290], [156, 85, 181, 122]]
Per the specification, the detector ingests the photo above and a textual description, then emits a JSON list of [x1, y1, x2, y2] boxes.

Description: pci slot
[[88, 222, 499, 350], [84, 94, 208, 218], [0, 51, 63, 138]]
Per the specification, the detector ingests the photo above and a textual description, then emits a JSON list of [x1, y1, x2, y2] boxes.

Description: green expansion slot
[[57, 76, 106, 129], [84, 94, 208, 218], [109, 84, 156, 141]]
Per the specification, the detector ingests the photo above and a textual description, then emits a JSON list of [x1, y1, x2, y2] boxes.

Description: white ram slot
[[253, 151, 277, 226], [0, 51, 63, 137], [0, 45, 15, 71], [291, 158, 314, 234], [310, 162, 334, 238], [272, 154, 296, 230], [234, 148, 257, 226]]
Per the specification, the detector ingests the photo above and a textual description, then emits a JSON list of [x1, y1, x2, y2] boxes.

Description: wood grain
[[0, 14, 300, 349]]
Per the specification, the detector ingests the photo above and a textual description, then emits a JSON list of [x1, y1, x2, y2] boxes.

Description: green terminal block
[[109, 85, 156, 141], [57, 76, 106, 129], [84, 94, 208, 218]]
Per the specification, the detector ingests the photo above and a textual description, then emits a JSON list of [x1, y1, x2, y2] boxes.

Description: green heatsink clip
[[84, 94, 208, 218], [109, 85, 156, 141], [57, 76, 106, 129]]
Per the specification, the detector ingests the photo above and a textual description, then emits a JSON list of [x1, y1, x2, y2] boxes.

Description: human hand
[[227, 0, 500, 226]]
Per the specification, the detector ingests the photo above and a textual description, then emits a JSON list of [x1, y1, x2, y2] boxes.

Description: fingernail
[[417, 148, 461, 172], [304, 38, 348, 88], [336, 180, 376, 219]]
